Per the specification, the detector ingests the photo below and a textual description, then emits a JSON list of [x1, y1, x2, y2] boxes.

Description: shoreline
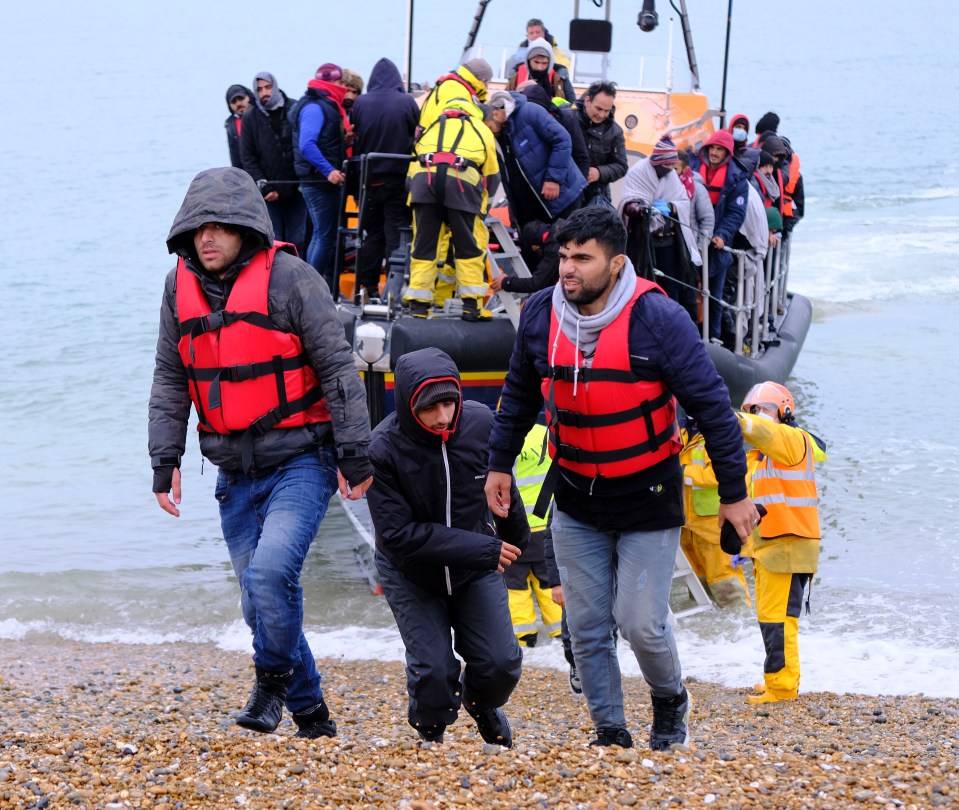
[[1, 639, 956, 809]]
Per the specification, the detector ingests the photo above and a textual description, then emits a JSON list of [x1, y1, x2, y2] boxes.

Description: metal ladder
[[485, 215, 532, 329], [669, 546, 714, 623]]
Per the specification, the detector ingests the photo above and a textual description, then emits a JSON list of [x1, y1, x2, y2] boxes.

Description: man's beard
[[564, 261, 614, 307]]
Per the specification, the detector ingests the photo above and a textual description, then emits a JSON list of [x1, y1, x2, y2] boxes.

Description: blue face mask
[[732, 128, 748, 143]]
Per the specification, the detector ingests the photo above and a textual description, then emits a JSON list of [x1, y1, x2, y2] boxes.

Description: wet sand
[[0, 639, 956, 809]]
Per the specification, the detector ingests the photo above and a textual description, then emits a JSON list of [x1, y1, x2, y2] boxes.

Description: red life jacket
[[698, 162, 728, 206], [514, 63, 558, 92], [753, 170, 774, 208], [540, 279, 681, 479], [175, 243, 330, 441]]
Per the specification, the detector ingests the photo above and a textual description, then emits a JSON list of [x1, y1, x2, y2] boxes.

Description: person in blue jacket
[[696, 129, 749, 341], [484, 90, 587, 231], [485, 205, 758, 751], [289, 63, 350, 290]]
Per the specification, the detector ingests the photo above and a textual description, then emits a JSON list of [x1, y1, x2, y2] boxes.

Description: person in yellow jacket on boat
[[418, 59, 492, 134], [679, 421, 752, 608], [735, 381, 826, 705], [503, 424, 563, 647], [405, 96, 498, 321]]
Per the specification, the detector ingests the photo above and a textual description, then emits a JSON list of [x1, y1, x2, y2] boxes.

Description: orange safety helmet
[[742, 381, 794, 422]]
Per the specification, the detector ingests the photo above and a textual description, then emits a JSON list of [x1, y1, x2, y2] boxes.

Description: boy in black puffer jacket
[[368, 347, 529, 747]]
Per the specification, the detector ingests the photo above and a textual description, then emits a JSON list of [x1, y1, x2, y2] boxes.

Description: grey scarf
[[252, 71, 285, 113], [550, 260, 638, 375]]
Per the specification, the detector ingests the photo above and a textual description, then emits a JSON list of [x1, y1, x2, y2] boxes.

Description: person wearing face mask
[[619, 138, 701, 323], [734, 382, 826, 705]]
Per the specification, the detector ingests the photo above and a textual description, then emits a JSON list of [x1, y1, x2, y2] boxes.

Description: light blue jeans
[[215, 446, 338, 713], [550, 509, 683, 730]]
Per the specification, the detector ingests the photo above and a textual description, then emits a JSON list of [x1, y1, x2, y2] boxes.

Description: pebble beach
[[1, 640, 956, 809]]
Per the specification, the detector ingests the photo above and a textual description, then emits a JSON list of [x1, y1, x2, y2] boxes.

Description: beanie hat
[[650, 137, 679, 166], [766, 206, 783, 232], [755, 111, 780, 135], [461, 58, 493, 84], [414, 379, 460, 411], [759, 150, 775, 169], [489, 90, 516, 117], [761, 134, 787, 157], [315, 63, 343, 82], [728, 113, 750, 132]]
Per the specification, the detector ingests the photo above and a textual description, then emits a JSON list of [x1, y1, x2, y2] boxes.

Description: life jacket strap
[[239, 385, 326, 473], [180, 310, 276, 340], [547, 365, 639, 384], [552, 388, 673, 428]]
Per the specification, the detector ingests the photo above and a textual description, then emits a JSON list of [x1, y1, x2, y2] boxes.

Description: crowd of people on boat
[[155, 17, 820, 751], [221, 16, 803, 344]]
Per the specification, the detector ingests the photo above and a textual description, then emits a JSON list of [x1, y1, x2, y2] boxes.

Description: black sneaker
[[464, 702, 513, 748], [649, 687, 691, 751], [292, 702, 337, 739], [589, 727, 633, 748], [568, 664, 583, 696], [235, 669, 290, 733], [416, 724, 446, 744]]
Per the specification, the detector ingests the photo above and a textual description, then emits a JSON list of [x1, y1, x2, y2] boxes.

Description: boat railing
[[696, 236, 790, 357]]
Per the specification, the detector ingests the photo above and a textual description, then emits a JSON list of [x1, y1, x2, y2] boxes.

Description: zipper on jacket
[[442, 441, 453, 595]]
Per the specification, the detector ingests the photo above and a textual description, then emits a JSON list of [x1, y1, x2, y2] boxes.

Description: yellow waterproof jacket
[[408, 99, 498, 214], [738, 412, 826, 573], [419, 67, 487, 131], [680, 429, 721, 543], [514, 424, 550, 534]]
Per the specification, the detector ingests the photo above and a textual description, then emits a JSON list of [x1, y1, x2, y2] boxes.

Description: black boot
[[463, 698, 513, 748], [292, 700, 337, 739], [235, 667, 291, 733]]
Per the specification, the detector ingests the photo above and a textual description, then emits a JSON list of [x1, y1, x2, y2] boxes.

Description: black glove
[[720, 503, 767, 556], [152, 465, 176, 494]]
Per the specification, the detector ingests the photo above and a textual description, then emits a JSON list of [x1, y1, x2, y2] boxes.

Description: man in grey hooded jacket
[[149, 166, 373, 739]]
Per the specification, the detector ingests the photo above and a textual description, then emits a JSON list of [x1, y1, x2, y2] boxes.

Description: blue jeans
[[301, 182, 341, 290], [550, 509, 683, 730], [215, 447, 338, 713]]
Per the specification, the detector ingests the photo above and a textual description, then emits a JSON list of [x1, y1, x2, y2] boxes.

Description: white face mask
[[732, 128, 748, 143]]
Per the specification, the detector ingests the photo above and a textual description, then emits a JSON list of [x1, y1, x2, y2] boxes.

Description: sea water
[[1, 0, 957, 698]]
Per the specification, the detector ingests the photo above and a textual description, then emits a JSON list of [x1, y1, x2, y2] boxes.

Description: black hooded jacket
[[367, 348, 529, 596], [224, 85, 253, 169], [351, 58, 420, 182], [238, 90, 299, 198]]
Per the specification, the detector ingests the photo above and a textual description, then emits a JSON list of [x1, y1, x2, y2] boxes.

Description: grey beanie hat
[[461, 58, 493, 84], [414, 379, 461, 411]]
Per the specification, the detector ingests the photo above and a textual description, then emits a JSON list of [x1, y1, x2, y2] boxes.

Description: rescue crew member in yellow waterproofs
[[737, 382, 826, 705], [503, 423, 563, 646], [406, 96, 498, 321], [679, 421, 752, 608]]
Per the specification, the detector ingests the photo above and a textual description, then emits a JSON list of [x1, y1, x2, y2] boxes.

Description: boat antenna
[[404, 0, 414, 92], [462, 0, 493, 60], [718, 0, 733, 128], [669, 0, 700, 91]]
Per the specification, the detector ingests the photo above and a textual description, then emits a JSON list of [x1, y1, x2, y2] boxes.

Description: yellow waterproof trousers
[[680, 529, 751, 608], [753, 560, 810, 698], [507, 572, 563, 646], [406, 205, 488, 306]]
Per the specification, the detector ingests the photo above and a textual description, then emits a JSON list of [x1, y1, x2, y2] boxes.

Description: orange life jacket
[[175, 243, 330, 441], [781, 152, 801, 217], [514, 63, 559, 94], [541, 279, 681, 479], [698, 162, 728, 206], [751, 431, 821, 540]]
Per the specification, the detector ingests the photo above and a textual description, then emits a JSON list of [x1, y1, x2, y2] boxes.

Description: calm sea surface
[[2, 1, 957, 697]]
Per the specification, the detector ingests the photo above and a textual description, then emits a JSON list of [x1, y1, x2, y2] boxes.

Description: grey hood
[[165, 167, 273, 261]]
